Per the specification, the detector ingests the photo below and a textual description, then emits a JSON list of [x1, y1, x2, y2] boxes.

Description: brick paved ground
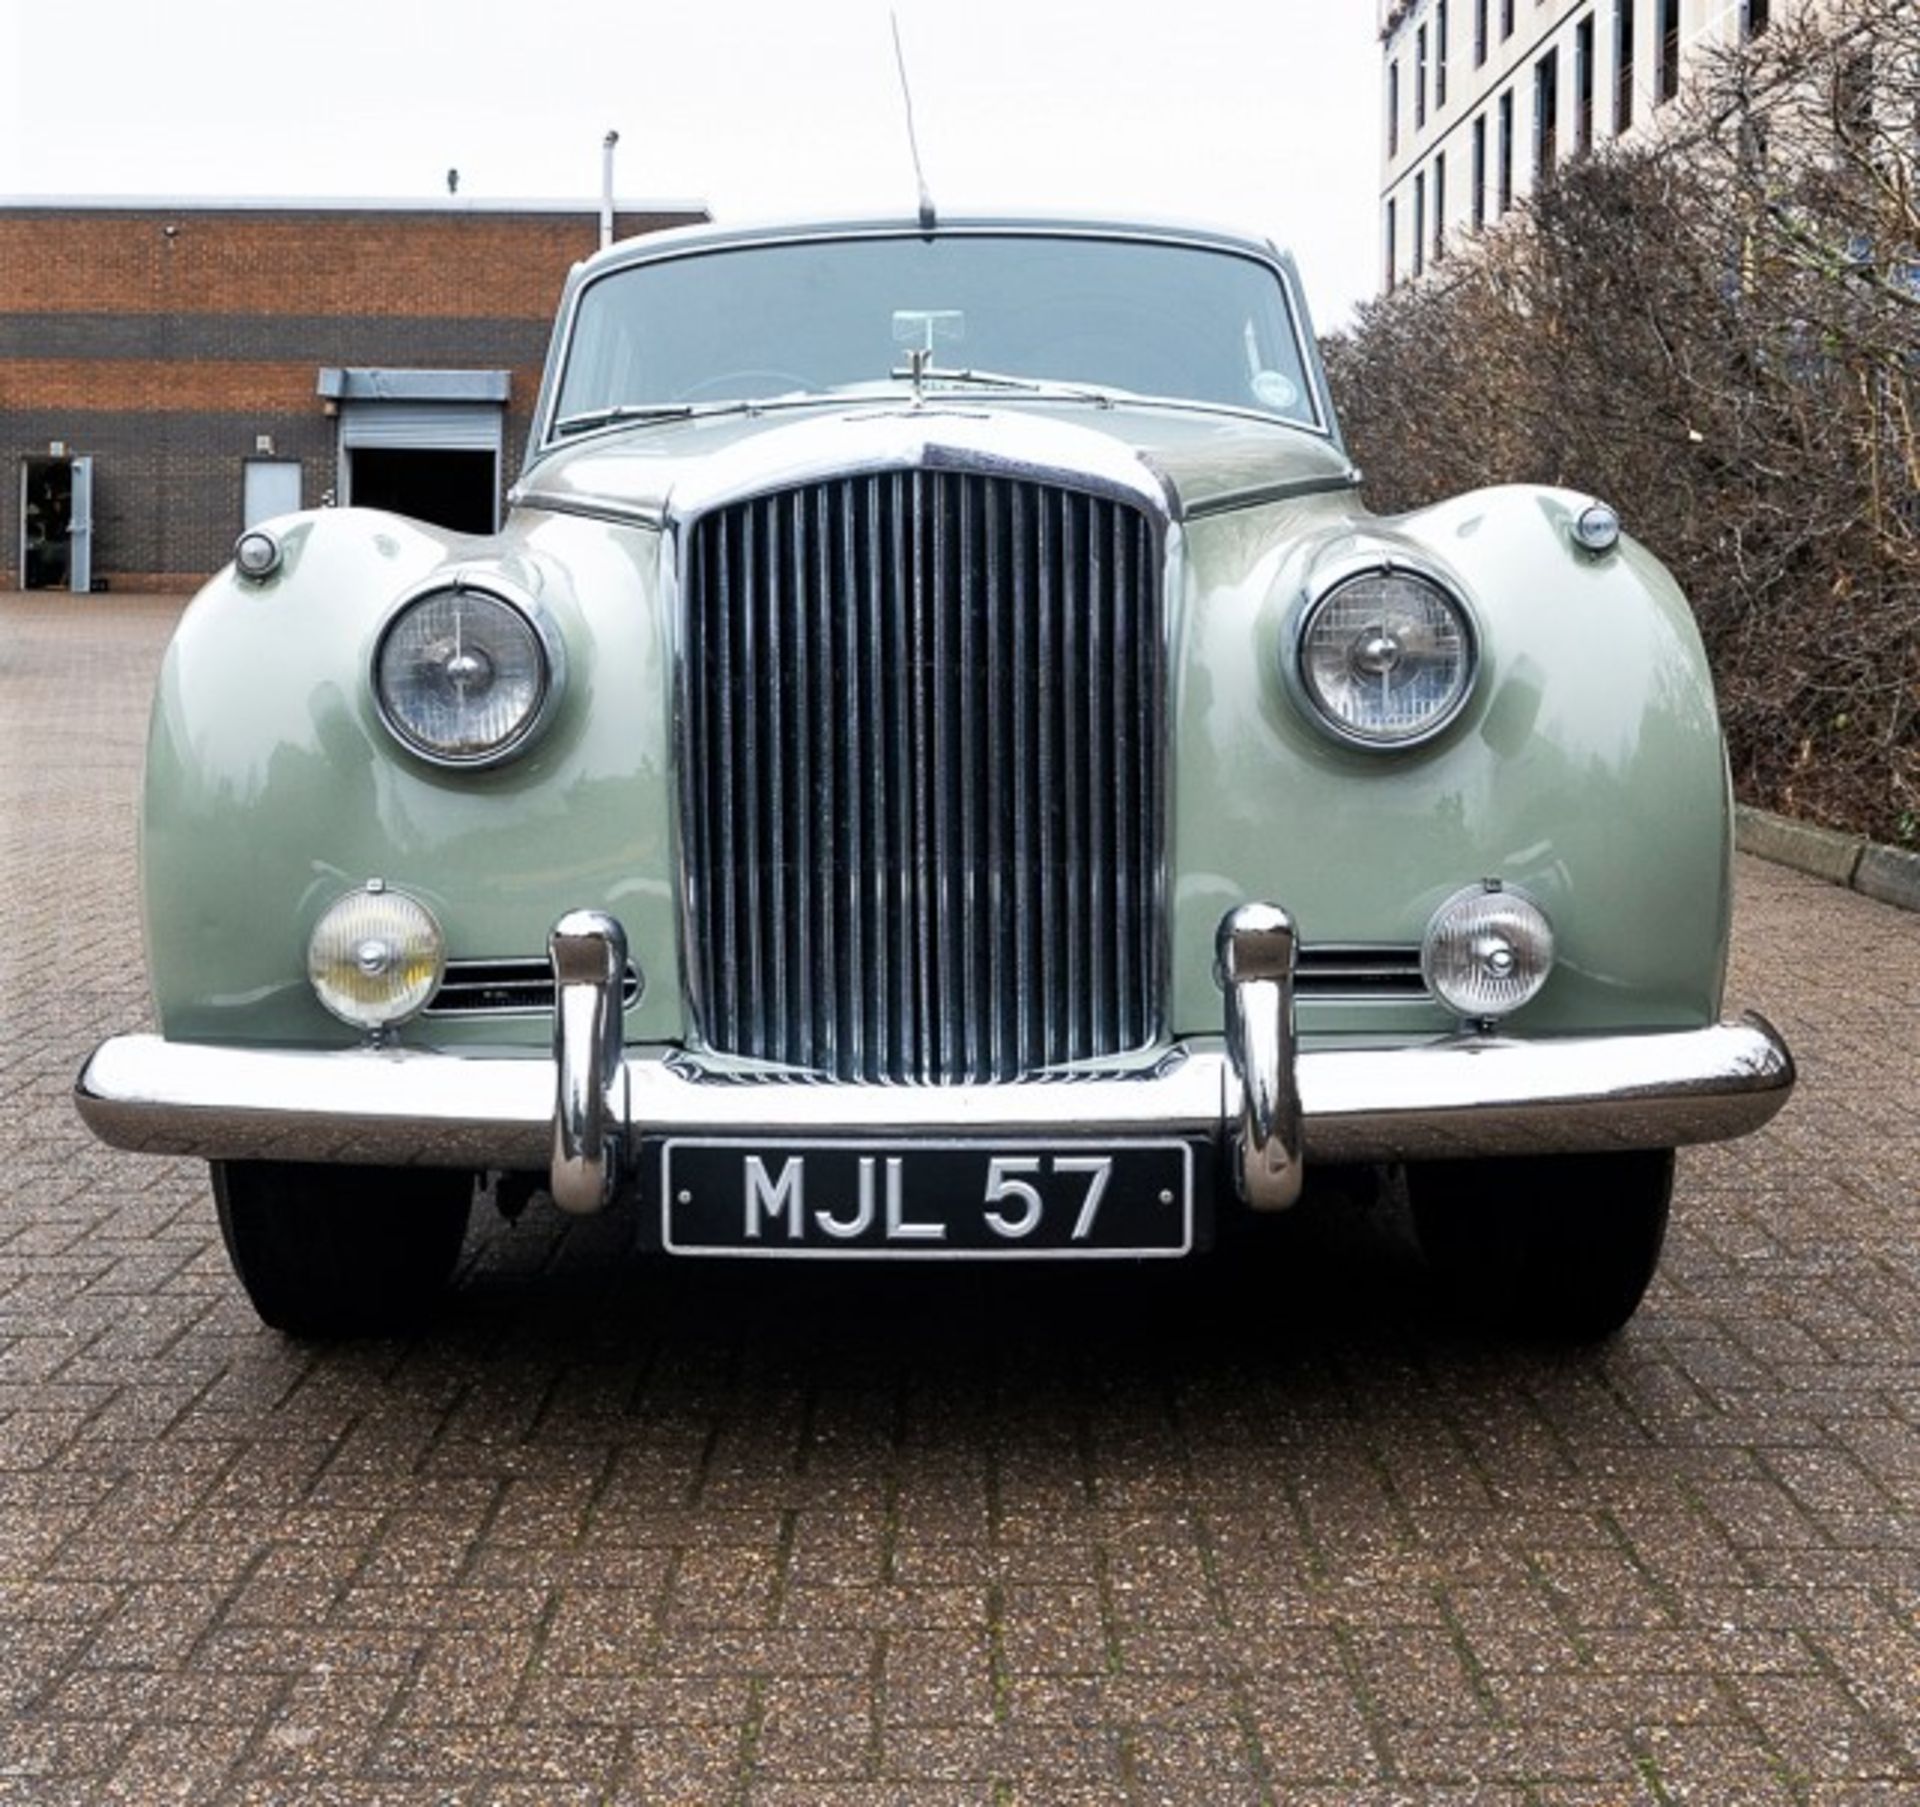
[[2, 592, 1917, 1805]]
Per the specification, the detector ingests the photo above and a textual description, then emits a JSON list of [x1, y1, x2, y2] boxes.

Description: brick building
[[1, 197, 705, 591]]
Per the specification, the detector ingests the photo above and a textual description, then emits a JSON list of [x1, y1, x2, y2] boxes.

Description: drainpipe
[[600, 130, 619, 250]]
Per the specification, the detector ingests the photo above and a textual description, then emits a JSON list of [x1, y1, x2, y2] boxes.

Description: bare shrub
[[1325, 0, 1919, 845]]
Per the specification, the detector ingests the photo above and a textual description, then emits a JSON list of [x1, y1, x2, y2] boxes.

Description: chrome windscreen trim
[[530, 220, 1338, 457]]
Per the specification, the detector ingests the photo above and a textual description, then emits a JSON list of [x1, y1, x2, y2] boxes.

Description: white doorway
[[18, 454, 93, 592], [243, 459, 303, 529]]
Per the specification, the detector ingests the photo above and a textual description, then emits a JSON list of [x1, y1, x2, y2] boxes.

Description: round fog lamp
[[307, 883, 445, 1029], [1422, 882, 1554, 1022]]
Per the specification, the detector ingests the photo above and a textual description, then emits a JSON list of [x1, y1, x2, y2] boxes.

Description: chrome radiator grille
[[678, 469, 1165, 1083]]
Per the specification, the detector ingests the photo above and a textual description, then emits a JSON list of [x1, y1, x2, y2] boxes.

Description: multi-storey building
[[1378, 0, 1780, 292]]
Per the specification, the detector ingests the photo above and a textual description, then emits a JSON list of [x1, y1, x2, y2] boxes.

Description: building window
[[1472, 113, 1488, 230], [1743, 0, 1769, 39], [1501, 0, 1515, 41], [1658, 0, 1680, 105], [1834, 50, 1874, 146], [1385, 198, 1398, 292], [1575, 13, 1595, 155], [1389, 59, 1401, 157], [1437, 0, 1450, 109], [1414, 170, 1427, 276], [1417, 24, 1429, 127], [1475, 0, 1488, 66], [1434, 152, 1448, 262], [1499, 88, 1515, 212], [1535, 47, 1559, 181], [1739, 113, 1770, 186], [1616, 0, 1635, 134]]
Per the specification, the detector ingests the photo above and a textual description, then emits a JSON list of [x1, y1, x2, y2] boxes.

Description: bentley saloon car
[[75, 215, 1795, 1338]]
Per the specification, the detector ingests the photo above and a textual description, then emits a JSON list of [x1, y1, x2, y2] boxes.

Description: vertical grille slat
[[983, 479, 1007, 1083], [682, 469, 1162, 1083], [807, 489, 832, 1071], [1011, 482, 1035, 1072], [888, 473, 915, 1079], [1088, 501, 1109, 1055], [787, 491, 813, 1069], [739, 504, 766, 1057], [761, 497, 788, 1058], [1036, 490, 1059, 1073], [1062, 492, 1083, 1061]]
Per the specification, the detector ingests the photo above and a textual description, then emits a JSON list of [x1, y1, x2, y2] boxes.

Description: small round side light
[[234, 529, 283, 581], [1571, 501, 1621, 556]]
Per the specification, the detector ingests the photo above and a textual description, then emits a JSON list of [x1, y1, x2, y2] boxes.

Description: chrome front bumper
[[75, 906, 1795, 1214]]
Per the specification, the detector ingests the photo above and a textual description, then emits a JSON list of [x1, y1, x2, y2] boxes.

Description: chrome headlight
[[373, 583, 560, 765], [1297, 566, 1477, 747]]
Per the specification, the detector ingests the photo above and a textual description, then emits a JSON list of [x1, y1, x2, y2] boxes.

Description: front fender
[[1170, 484, 1731, 1036], [140, 505, 682, 1048]]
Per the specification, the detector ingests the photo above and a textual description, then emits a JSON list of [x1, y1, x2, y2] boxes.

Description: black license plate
[[658, 1138, 1194, 1258]]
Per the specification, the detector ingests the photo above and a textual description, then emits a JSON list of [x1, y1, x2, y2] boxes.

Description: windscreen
[[552, 233, 1319, 429]]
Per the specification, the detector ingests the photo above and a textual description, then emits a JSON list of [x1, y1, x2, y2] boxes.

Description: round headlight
[[1297, 567, 1476, 747], [374, 585, 557, 765], [308, 883, 445, 1029], [1422, 881, 1554, 1022]]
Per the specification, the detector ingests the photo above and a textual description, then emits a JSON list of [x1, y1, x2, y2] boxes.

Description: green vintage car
[[75, 216, 1794, 1338]]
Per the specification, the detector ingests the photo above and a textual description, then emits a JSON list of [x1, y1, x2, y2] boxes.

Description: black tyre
[[1407, 1149, 1674, 1341], [212, 1160, 473, 1338]]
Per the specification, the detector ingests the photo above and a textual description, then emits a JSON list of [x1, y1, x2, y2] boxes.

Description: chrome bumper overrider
[[74, 907, 1795, 1215]]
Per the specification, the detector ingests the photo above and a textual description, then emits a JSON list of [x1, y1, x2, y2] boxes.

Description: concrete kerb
[[1736, 802, 1920, 913]]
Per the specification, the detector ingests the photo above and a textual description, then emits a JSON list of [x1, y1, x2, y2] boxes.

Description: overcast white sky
[[0, 0, 1382, 326]]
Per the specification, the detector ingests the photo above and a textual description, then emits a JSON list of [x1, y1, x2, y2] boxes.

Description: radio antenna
[[890, 10, 937, 234]]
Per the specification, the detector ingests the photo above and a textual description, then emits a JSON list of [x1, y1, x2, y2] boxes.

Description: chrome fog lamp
[[1297, 567, 1476, 747], [233, 529, 282, 581], [308, 882, 445, 1030], [1572, 501, 1622, 555], [1422, 880, 1554, 1022], [373, 584, 559, 766]]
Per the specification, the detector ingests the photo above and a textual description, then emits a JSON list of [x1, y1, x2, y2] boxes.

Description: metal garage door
[[320, 368, 512, 531], [337, 401, 504, 454]]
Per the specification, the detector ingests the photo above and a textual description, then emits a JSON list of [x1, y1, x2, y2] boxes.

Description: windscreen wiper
[[549, 403, 699, 438], [888, 362, 1115, 408]]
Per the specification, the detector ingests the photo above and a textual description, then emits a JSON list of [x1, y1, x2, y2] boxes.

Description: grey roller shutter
[[338, 402, 503, 453]]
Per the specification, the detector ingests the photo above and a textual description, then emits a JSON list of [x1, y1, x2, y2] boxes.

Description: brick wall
[[0, 205, 702, 588]]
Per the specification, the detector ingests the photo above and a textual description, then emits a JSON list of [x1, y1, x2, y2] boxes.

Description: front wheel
[[212, 1161, 473, 1338], [1407, 1149, 1674, 1341]]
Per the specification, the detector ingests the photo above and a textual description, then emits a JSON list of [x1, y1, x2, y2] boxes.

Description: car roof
[[574, 212, 1296, 280]]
